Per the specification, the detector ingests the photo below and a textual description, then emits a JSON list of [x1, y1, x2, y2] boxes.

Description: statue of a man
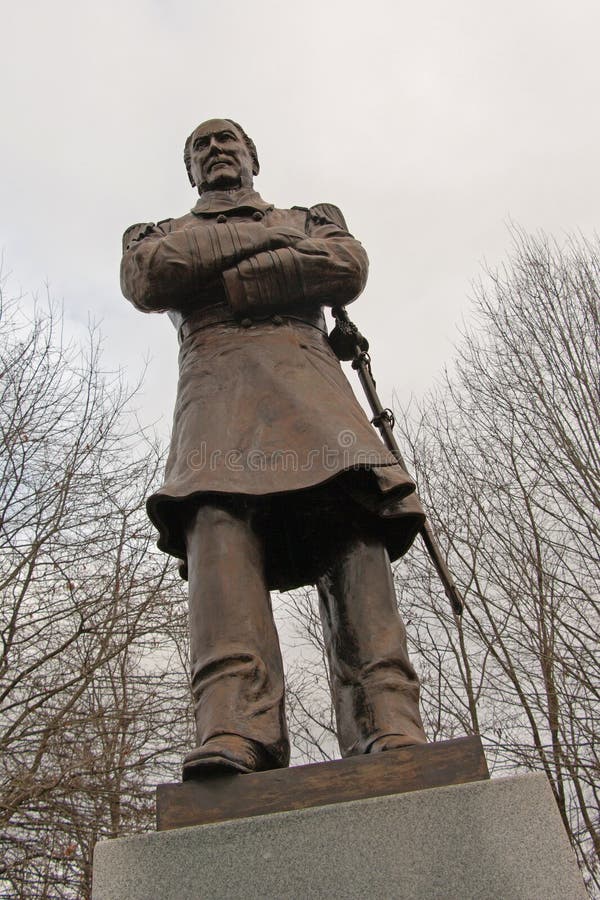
[[121, 118, 427, 779]]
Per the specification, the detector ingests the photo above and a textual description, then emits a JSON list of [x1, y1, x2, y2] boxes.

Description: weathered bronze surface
[[120, 119, 430, 777], [156, 736, 489, 830]]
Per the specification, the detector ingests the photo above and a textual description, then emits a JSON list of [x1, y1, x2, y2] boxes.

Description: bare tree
[[395, 229, 599, 893], [0, 280, 190, 899]]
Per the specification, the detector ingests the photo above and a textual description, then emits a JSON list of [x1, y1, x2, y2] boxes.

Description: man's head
[[184, 118, 260, 193]]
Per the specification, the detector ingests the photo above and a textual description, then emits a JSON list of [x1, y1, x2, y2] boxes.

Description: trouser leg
[[185, 499, 290, 768], [316, 530, 427, 757]]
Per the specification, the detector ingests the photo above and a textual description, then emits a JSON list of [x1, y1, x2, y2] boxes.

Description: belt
[[178, 303, 327, 344]]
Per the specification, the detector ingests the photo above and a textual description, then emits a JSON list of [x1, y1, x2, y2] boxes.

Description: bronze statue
[[121, 118, 428, 779]]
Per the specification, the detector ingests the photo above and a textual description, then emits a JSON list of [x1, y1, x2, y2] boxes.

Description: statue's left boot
[[316, 529, 428, 757], [367, 734, 427, 753]]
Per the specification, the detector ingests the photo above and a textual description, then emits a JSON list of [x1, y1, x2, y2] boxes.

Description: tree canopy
[[0, 283, 190, 898]]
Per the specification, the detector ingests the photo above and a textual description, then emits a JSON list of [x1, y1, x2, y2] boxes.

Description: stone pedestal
[[92, 773, 586, 899]]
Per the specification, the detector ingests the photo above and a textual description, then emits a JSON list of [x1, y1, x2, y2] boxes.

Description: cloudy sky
[[2, 0, 599, 438]]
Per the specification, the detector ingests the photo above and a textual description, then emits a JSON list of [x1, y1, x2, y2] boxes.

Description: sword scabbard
[[332, 306, 464, 618]]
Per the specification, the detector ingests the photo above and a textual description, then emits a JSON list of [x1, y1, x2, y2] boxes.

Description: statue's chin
[[201, 176, 242, 193], [200, 172, 254, 194]]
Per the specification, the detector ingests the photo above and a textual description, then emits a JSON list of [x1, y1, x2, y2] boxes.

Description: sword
[[330, 306, 463, 617]]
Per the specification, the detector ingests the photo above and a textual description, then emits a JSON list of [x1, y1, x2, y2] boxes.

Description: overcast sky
[[2, 0, 599, 438]]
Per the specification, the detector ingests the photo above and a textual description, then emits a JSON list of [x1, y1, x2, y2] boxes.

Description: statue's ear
[[184, 135, 196, 187], [186, 158, 196, 187]]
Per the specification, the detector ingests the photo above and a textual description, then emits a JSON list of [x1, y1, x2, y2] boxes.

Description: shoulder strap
[[308, 203, 348, 230], [122, 222, 155, 253]]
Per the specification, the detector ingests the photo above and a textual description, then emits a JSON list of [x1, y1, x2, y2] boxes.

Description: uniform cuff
[[222, 249, 305, 317]]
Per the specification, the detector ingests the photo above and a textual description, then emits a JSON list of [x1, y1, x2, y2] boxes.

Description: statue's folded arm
[[120, 220, 277, 313]]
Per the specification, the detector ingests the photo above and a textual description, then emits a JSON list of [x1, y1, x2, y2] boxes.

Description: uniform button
[[240, 318, 253, 328], [272, 315, 283, 325], [252, 211, 264, 221], [216, 214, 227, 224]]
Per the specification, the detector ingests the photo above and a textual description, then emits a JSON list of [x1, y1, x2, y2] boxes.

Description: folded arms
[[120, 208, 369, 317]]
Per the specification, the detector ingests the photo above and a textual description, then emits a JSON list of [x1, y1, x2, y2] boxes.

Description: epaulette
[[121, 218, 175, 252], [308, 203, 348, 231], [121, 222, 156, 253]]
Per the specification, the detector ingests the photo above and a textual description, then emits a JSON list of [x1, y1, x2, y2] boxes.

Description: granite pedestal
[[92, 773, 586, 899]]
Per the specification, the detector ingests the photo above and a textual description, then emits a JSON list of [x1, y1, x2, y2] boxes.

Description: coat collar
[[191, 188, 274, 218]]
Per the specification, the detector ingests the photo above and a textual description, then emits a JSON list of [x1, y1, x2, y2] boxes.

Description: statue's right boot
[[182, 734, 277, 780], [183, 499, 290, 781]]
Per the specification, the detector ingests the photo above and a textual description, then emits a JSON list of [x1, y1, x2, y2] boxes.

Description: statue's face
[[189, 119, 254, 191]]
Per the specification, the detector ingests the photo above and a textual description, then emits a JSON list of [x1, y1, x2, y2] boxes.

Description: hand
[[266, 225, 307, 249]]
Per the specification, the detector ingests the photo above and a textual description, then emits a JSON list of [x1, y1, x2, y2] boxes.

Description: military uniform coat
[[120, 188, 424, 589]]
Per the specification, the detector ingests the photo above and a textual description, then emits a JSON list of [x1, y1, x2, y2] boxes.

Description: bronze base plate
[[156, 735, 489, 831]]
